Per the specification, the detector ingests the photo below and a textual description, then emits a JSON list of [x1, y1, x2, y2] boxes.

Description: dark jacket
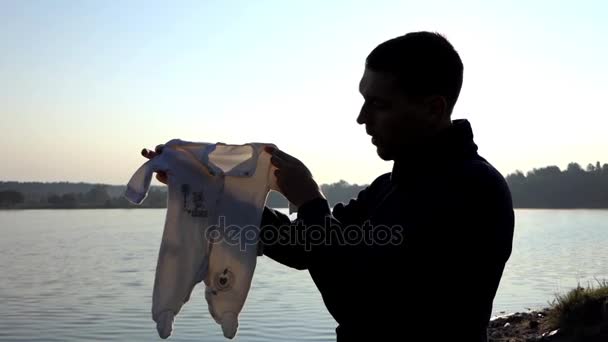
[[260, 119, 515, 341]]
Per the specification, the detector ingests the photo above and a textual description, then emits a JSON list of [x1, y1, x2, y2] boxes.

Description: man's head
[[357, 31, 463, 160]]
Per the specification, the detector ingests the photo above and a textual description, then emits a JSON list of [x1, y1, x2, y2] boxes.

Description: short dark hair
[[366, 31, 464, 114]]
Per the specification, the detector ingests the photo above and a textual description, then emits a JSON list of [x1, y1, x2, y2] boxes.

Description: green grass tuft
[[546, 278, 608, 336]]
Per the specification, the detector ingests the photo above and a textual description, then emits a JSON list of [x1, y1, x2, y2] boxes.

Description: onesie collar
[[201, 143, 261, 177]]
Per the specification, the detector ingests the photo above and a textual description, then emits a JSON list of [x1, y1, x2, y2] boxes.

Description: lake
[[0, 209, 607, 341]]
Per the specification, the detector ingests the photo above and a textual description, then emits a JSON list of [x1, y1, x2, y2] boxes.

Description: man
[[143, 31, 514, 341]]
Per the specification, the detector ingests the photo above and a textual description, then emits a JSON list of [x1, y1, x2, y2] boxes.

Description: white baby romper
[[124, 139, 280, 339]]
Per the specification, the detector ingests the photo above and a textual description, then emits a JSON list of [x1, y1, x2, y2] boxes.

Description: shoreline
[[488, 308, 561, 342]]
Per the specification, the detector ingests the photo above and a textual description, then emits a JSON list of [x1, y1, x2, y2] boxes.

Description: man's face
[[357, 68, 440, 160]]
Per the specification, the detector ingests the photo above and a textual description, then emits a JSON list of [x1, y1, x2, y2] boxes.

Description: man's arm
[[260, 146, 387, 269], [259, 206, 310, 270], [408, 161, 515, 337], [260, 179, 377, 270], [294, 174, 387, 226], [450, 162, 514, 335]]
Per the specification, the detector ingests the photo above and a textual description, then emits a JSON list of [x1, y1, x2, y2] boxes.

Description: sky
[[1, 0, 607, 186]]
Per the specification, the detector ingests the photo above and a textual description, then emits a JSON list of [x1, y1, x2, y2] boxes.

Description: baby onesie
[[124, 139, 280, 339]]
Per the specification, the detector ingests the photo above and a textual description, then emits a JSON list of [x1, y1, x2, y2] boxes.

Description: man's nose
[[356, 106, 367, 125]]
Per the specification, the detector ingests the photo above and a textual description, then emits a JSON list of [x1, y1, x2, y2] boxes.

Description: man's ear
[[425, 95, 448, 121]]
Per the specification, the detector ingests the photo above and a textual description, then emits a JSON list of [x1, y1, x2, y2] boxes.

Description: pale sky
[[1, 0, 607, 186]]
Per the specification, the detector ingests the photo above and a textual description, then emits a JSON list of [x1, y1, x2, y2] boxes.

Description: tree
[[321, 180, 367, 206], [146, 189, 167, 207], [505, 161, 608, 208], [566, 162, 583, 174], [47, 193, 61, 205], [0, 190, 25, 207], [61, 193, 77, 207], [83, 185, 111, 205]]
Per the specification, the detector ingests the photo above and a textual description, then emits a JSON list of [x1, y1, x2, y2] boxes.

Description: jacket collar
[[390, 119, 479, 184]]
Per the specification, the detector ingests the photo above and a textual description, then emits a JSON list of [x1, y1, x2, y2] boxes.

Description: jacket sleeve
[[407, 161, 514, 333], [449, 162, 515, 274], [258, 206, 311, 270], [451, 163, 515, 332], [296, 174, 383, 227], [259, 178, 377, 270]]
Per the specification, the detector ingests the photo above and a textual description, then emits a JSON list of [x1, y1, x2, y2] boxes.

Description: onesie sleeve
[[124, 155, 169, 204]]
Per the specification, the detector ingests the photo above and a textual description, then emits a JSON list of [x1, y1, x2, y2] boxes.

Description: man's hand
[[141, 144, 167, 184], [264, 146, 324, 207]]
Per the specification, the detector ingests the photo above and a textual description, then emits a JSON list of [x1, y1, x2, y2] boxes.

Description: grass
[[546, 278, 608, 337]]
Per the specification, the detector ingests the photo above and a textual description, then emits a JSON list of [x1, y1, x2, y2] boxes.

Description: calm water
[[0, 209, 607, 341]]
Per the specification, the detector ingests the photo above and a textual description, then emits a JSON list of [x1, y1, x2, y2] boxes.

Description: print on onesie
[[181, 184, 208, 218]]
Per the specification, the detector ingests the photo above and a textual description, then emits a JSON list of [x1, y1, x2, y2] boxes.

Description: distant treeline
[[0, 183, 289, 209], [2, 161, 608, 209], [507, 162, 608, 208], [0, 181, 126, 198], [0, 185, 167, 209]]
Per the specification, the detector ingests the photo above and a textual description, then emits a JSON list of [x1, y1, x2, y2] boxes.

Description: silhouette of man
[[143, 31, 514, 342]]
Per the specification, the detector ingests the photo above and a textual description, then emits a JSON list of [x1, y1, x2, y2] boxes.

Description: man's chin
[[375, 146, 394, 161]]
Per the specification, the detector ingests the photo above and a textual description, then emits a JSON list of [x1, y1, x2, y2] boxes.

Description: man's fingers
[[140, 146, 167, 184], [273, 149, 297, 163], [270, 154, 287, 167], [155, 144, 165, 154], [141, 148, 159, 159], [273, 169, 285, 190], [265, 146, 297, 163], [156, 172, 168, 184], [271, 148, 302, 165]]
